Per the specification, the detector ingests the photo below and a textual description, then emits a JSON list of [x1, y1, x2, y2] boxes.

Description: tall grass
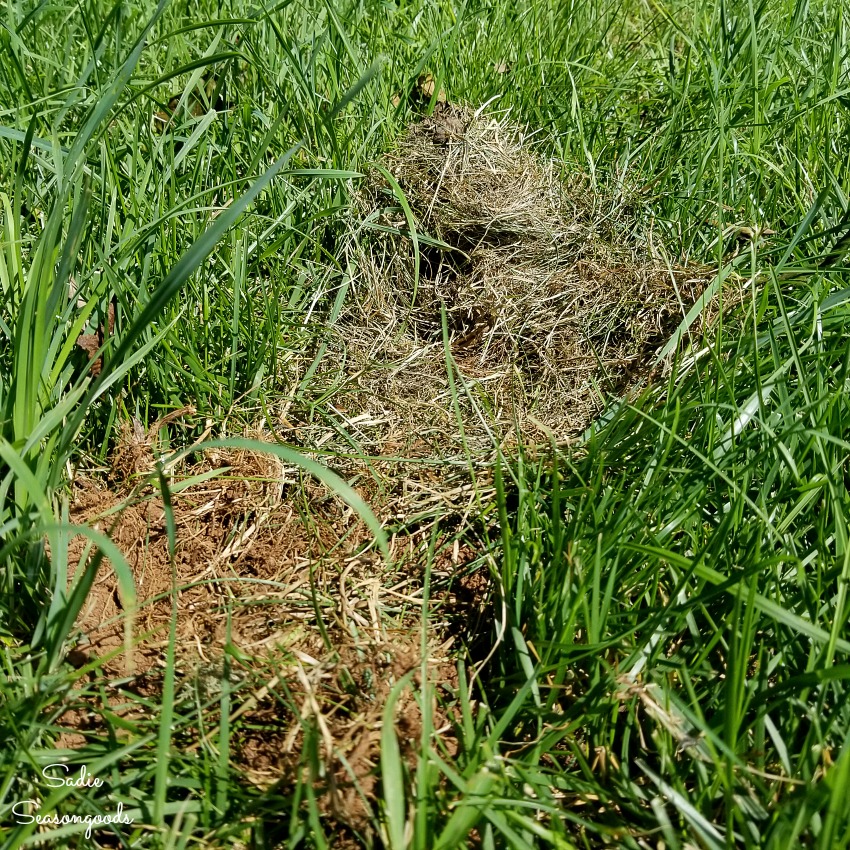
[[1, 0, 849, 846]]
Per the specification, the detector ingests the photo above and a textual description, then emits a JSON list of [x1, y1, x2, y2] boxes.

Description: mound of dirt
[[61, 421, 490, 831], [56, 106, 718, 838], [331, 104, 712, 449]]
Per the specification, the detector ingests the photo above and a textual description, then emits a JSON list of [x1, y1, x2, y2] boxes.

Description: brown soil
[[229, 633, 460, 831], [58, 415, 490, 829], [69, 444, 326, 672]]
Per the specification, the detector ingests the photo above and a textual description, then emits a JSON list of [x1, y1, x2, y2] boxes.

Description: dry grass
[[62, 424, 488, 827], [328, 105, 712, 451], [69, 434, 431, 674]]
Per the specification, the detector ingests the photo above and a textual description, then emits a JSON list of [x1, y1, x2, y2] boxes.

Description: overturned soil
[[56, 105, 720, 838], [68, 424, 490, 673], [60, 418, 491, 829]]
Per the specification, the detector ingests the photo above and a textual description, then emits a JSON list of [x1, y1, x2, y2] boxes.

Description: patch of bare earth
[[59, 416, 486, 831], [56, 106, 720, 837]]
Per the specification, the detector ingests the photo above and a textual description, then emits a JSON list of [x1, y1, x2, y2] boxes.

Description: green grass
[[2, 0, 850, 846]]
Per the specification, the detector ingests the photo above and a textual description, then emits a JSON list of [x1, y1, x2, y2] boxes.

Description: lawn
[[2, 0, 850, 847]]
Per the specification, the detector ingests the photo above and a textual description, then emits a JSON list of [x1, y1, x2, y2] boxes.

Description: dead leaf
[[75, 299, 116, 376], [75, 333, 101, 371], [417, 73, 446, 103], [152, 78, 234, 134]]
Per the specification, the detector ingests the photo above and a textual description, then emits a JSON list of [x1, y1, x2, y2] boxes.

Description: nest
[[329, 105, 711, 452]]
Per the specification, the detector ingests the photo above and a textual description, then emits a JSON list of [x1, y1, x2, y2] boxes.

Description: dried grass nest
[[333, 104, 712, 451]]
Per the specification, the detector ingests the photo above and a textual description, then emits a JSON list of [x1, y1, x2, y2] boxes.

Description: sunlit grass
[[1, 0, 850, 846]]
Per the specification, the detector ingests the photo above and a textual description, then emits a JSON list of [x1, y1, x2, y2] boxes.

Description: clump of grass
[[341, 106, 712, 446]]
